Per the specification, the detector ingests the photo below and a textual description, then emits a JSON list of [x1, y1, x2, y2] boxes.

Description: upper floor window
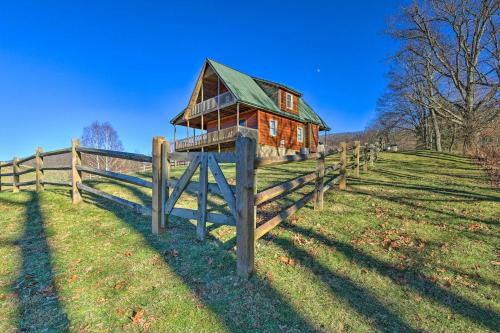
[[286, 92, 293, 110], [269, 119, 277, 137], [297, 127, 304, 143]]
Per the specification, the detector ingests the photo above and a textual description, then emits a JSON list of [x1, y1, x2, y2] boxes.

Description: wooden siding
[[206, 110, 258, 132], [258, 110, 318, 152], [203, 108, 319, 153], [278, 88, 299, 115]]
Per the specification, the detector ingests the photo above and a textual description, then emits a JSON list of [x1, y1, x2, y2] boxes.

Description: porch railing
[[190, 91, 235, 118], [175, 126, 257, 151]]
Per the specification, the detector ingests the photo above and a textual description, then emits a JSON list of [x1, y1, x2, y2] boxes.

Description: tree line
[[371, 0, 499, 154]]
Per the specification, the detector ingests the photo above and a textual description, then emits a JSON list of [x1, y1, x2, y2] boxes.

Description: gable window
[[286, 92, 293, 110], [297, 127, 304, 143], [269, 119, 277, 137]]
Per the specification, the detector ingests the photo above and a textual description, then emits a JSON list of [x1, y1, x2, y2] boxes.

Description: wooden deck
[[175, 126, 257, 151]]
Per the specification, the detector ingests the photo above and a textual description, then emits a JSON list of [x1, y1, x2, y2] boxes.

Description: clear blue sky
[[0, 0, 404, 160]]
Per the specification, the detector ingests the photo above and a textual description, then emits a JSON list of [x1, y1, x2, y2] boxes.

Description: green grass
[[0, 151, 498, 332]]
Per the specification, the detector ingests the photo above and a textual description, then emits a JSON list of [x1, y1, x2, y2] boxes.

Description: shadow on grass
[[266, 230, 420, 332], [78, 190, 319, 332], [1, 192, 69, 331], [74, 177, 423, 332], [281, 222, 500, 331], [348, 180, 499, 227], [351, 178, 499, 202]]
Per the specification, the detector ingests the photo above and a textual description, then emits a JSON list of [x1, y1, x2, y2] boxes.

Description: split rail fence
[[0, 136, 380, 278]]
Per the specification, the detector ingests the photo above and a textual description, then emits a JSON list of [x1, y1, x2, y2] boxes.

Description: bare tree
[[387, 0, 499, 153], [81, 121, 124, 171]]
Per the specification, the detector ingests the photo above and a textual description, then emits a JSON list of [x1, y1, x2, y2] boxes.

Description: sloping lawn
[[0, 151, 498, 332]]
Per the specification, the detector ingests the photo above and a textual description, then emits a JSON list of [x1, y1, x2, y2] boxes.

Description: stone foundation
[[257, 144, 297, 157]]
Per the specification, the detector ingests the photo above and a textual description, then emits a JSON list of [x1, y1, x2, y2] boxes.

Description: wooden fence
[[0, 136, 380, 278]]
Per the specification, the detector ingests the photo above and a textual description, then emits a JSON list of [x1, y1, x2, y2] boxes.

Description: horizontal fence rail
[[77, 182, 150, 214], [77, 165, 153, 189], [1, 136, 381, 280], [76, 147, 152, 163]]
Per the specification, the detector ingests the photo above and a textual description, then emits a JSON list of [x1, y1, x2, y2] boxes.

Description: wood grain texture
[[255, 170, 317, 205], [339, 142, 347, 190], [12, 157, 19, 193], [77, 165, 152, 188], [71, 139, 82, 204], [35, 147, 44, 192], [152, 136, 165, 234], [197, 154, 208, 240], [235, 136, 257, 278]]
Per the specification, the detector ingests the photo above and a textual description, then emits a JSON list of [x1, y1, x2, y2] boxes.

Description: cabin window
[[239, 119, 246, 127], [286, 93, 293, 110], [269, 119, 277, 137], [297, 127, 304, 143]]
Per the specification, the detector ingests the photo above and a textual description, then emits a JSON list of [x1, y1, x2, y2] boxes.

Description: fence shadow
[[280, 222, 499, 331], [78, 189, 320, 333], [266, 227, 420, 332], [348, 181, 499, 227], [2, 192, 69, 331], [77, 177, 422, 332]]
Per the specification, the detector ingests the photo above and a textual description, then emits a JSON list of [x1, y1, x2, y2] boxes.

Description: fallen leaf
[[114, 280, 126, 290], [278, 256, 296, 266], [68, 275, 77, 284], [124, 250, 133, 257], [131, 309, 144, 323]]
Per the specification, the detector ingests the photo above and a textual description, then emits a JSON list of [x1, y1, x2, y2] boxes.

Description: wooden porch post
[[173, 125, 177, 146], [201, 80, 204, 152], [236, 103, 240, 131], [217, 75, 221, 152], [187, 119, 190, 153], [201, 114, 204, 152], [235, 135, 257, 278]]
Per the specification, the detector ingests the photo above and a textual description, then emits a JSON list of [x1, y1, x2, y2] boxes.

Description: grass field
[[0, 151, 498, 332]]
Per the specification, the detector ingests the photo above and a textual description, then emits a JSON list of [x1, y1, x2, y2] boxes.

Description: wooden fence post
[[339, 142, 347, 190], [354, 141, 360, 177], [369, 144, 375, 167], [71, 139, 82, 204], [197, 154, 208, 240], [152, 136, 165, 235], [12, 157, 19, 193], [363, 144, 369, 172], [35, 147, 44, 192], [0, 162, 2, 192], [235, 135, 257, 278], [161, 141, 170, 229], [315, 148, 325, 210]]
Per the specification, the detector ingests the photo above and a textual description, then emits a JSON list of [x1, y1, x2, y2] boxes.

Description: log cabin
[[170, 59, 330, 157]]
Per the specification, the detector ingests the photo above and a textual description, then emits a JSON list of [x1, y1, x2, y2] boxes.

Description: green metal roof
[[208, 59, 281, 114], [172, 59, 330, 130]]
